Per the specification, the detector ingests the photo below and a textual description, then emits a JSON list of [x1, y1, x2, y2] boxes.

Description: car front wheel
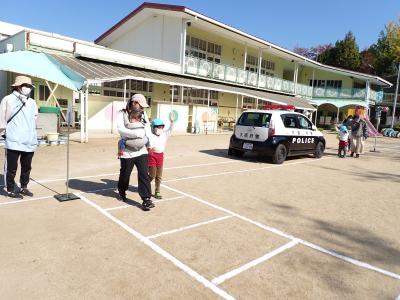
[[314, 141, 324, 158]]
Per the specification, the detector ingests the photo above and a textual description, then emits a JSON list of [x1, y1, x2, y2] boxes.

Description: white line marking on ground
[[78, 193, 235, 300], [161, 184, 296, 241], [161, 184, 400, 281], [0, 160, 240, 188], [105, 196, 186, 212], [0, 195, 53, 206], [164, 157, 331, 183], [212, 239, 299, 285], [147, 215, 233, 239], [300, 240, 400, 280]]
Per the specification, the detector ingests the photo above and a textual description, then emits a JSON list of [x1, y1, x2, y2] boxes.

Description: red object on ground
[[263, 104, 296, 110]]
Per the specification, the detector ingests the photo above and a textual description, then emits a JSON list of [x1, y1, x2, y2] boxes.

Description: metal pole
[[54, 105, 79, 201], [66, 113, 70, 195], [391, 62, 400, 128]]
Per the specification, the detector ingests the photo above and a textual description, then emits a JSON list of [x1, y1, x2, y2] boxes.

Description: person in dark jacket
[[349, 109, 368, 158]]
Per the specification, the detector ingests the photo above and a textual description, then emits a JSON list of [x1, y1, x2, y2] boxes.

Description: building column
[[180, 20, 188, 74], [79, 91, 85, 143], [337, 106, 340, 124], [235, 94, 239, 122], [257, 48, 262, 87], [314, 106, 318, 125], [293, 62, 299, 95], [365, 80, 370, 116], [123, 80, 127, 104], [206, 90, 210, 134], [171, 85, 174, 107], [311, 69, 315, 98], [181, 85, 184, 103], [85, 86, 89, 143], [243, 44, 248, 71]]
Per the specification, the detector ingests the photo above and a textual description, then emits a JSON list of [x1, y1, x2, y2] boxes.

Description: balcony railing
[[184, 55, 380, 102]]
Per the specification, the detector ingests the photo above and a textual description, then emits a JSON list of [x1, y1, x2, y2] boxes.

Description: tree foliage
[[293, 19, 400, 80], [317, 31, 361, 71], [293, 44, 332, 61]]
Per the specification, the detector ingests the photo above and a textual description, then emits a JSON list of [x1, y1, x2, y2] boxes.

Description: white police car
[[228, 105, 325, 164]]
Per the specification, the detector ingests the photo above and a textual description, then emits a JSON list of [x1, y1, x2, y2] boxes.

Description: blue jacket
[[0, 91, 38, 152]]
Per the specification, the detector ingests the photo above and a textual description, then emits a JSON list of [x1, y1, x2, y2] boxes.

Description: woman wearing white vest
[[0, 76, 38, 198]]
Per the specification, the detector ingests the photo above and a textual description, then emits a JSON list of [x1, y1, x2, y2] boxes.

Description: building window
[[242, 97, 256, 109], [186, 35, 222, 63], [175, 86, 219, 106], [246, 55, 275, 76], [310, 80, 342, 89], [39, 85, 50, 101], [99, 80, 153, 101]]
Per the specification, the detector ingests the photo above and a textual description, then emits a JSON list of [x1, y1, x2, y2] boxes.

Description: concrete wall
[[110, 15, 182, 64], [0, 71, 8, 99]]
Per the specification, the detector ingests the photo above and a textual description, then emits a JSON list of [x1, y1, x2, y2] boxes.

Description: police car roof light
[[263, 104, 296, 111]]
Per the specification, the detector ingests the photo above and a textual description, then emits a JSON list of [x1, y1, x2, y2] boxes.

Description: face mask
[[20, 87, 32, 96], [155, 128, 163, 136]]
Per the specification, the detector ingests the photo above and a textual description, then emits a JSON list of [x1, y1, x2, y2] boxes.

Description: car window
[[297, 115, 313, 130], [281, 115, 298, 128], [238, 113, 271, 127]]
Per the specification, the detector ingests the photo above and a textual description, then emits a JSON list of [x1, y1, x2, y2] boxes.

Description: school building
[[0, 3, 393, 141]]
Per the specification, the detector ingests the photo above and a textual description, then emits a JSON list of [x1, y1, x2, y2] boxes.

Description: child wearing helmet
[[148, 117, 174, 199], [337, 125, 349, 158]]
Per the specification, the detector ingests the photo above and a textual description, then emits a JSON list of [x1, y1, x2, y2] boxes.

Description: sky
[[0, 0, 399, 51]]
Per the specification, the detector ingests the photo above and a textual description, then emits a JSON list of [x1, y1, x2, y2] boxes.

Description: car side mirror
[[312, 125, 317, 131]]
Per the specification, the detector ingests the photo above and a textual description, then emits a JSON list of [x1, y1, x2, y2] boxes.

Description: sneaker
[[350, 152, 354, 157], [356, 154, 360, 158], [7, 191, 23, 199], [142, 199, 155, 211], [20, 188, 33, 197], [118, 190, 127, 202], [154, 192, 162, 200]]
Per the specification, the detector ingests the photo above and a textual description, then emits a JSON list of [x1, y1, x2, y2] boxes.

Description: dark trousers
[[118, 154, 151, 200], [5, 149, 34, 192]]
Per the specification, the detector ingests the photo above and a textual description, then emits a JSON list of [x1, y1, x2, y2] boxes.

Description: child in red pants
[[148, 118, 173, 199]]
